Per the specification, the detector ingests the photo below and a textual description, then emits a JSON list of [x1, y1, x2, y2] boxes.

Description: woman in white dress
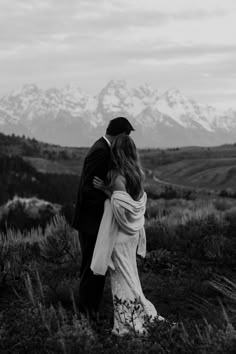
[[91, 134, 165, 336]]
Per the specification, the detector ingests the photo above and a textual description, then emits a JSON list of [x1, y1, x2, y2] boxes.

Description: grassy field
[[0, 208, 235, 353], [0, 133, 236, 352]]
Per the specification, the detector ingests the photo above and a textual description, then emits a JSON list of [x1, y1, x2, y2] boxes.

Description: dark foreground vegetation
[[0, 208, 235, 353]]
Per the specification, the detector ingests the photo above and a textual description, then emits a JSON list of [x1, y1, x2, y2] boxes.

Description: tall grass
[[0, 213, 235, 353]]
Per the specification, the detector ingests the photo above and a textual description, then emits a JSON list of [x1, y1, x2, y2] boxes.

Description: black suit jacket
[[72, 137, 110, 235]]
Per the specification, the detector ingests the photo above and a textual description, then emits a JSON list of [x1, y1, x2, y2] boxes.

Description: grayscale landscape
[[0, 0, 236, 353]]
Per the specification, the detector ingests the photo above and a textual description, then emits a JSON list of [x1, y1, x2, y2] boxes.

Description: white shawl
[[90, 191, 147, 275]]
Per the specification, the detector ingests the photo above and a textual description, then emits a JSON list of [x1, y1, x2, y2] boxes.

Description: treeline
[[0, 132, 42, 156], [0, 132, 88, 160]]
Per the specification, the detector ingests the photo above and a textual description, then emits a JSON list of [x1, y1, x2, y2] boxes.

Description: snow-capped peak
[[0, 80, 236, 147], [135, 83, 158, 97], [153, 88, 228, 132]]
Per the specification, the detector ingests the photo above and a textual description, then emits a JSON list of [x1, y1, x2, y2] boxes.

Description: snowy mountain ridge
[[0, 80, 235, 147]]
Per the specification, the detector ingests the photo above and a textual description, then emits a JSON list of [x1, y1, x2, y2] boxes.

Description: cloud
[[0, 0, 236, 108], [0, 0, 234, 46]]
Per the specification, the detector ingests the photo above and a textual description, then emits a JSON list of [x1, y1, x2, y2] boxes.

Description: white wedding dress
[[90, 190, 165, 336], [110, 231, 165, 336]]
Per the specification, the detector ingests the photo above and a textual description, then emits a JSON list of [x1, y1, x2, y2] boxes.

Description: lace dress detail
[[110, 232, 165, 336]]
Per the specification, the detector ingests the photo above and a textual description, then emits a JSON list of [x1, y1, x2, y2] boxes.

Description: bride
[[90, 134, 165, 336]]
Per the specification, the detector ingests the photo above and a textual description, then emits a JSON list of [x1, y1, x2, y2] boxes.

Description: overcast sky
[[1, 0, 236, 109]]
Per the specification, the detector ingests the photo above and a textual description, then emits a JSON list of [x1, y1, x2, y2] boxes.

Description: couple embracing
[[73, 117, 165, 336]]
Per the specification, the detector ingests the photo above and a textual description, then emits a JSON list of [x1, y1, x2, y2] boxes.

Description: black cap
[[106, 117, 135, 136]]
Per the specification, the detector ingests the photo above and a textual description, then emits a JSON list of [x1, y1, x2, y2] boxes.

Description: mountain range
[[0, 80, 235, 147]]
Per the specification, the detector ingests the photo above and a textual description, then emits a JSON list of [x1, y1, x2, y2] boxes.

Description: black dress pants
[[78, 231, 106, 316]]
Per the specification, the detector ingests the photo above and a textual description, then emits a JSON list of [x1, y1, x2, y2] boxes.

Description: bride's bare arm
[[112, 175, 126, 193]]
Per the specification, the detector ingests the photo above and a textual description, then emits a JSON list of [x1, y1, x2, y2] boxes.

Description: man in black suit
[[72, 117, 134, 318]]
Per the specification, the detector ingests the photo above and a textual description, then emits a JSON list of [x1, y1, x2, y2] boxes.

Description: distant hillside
[[1, 132, 236, 192], [1, 131, 236, 233], [152, 158, 236, 190], [140, 146, 236, 191]]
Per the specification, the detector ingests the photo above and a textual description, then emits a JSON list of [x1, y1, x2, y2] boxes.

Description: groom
[[72, 117, 134, 318]]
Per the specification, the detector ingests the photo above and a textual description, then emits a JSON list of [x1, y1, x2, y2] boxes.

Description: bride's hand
[[93, 176, 112, 198], [93, 176, 105, 191]]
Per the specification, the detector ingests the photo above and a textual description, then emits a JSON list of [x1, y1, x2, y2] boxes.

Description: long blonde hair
[[107, 135, 144, 200]]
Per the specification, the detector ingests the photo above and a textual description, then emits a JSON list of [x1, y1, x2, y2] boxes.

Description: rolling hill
[[1, 132, 236, 192], [152, 158, 236, 190]]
